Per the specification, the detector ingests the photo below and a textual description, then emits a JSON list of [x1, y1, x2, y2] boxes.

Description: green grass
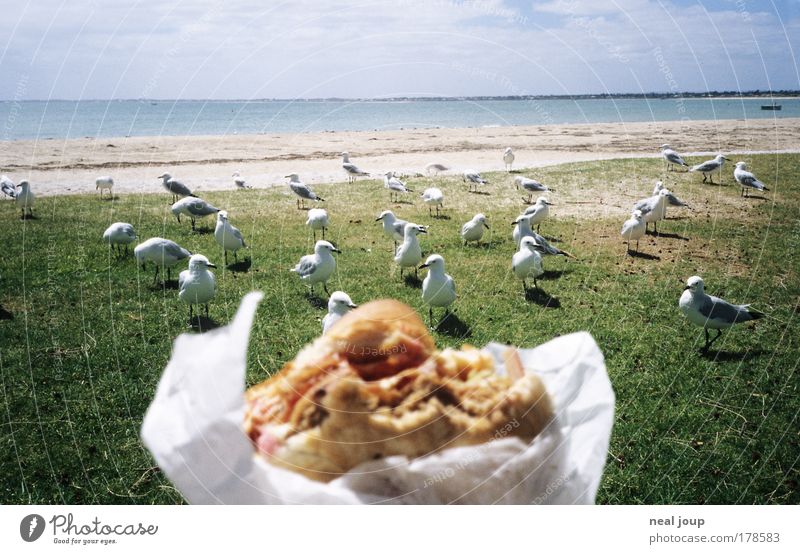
[[1, 154, 798, 504]]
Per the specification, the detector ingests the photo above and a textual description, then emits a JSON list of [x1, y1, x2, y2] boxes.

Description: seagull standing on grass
[[653, 181, 689, 209], [232, 171, 251, 189], [679, 275, 764, 351], [1, 175, 16, 199], [376, 210, 408, 250], [395, 223, 427, 279], [95, 176, 114, 198], [463, 170, 488, 193], [421, 187, 444, 217], [420, 254, 456, 326], [286, 173, 324, 209], [214, 211, 246, 264], [634, 189, 669, 234], [503, 147, 515, 172], [523, 197, 553, 232], [512, 236, 544, 293], [425, 163, 449, 176], [103, 222, 137, 256], [291, 240, 340, 296], [171, 197, 221, 231], [734, 162, 770, 197], [512, 214, 572, 257], [461, 213, 490, 245], [660, 144, 689, 171], [515, 176, 551, 203], [341, 152, 370, 183], [384, 172, 413, 202], [690, 154, 729, 184], [179, 254, 217, 322], [323, 292, 357, 334], [158, 173, 195, 203], [134, 237, 191, 284], [15, 180, 35, 218], [620, 210, 646, 254], [306, 208, 329, 241]]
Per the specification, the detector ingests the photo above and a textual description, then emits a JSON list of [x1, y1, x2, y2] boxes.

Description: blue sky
[[0, 0, 798, 100]]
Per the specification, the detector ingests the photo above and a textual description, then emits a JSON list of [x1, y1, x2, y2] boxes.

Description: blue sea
[[1, 97, 797, 141]]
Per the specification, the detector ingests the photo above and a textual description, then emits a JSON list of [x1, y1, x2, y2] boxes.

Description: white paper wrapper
[[141, 292, 615, 504]]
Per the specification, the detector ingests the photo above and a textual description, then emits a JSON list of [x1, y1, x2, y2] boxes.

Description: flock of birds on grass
[[1, 144, 772, 350]]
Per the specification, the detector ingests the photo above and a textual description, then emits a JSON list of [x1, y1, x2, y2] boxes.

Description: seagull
[[634, 189, 669, 234], [425, 163, 449, 176], [522, 197, 553, 233], [463, 169, 488, 193], [734, 162, 770, 197], [214, 211, 246, 264], [461, 213, 490, 245], [376, 210, 408, 250], [158, 173, 196, 203], [171, 197, 221, 231], [95, 176, 114, 198], [690, 154, 729, 184], [306, 207, 329, 241], [679, 275, 764, 351], [1, 175, 16, 199], [179, 254, 217, 322], [653, 181, 689, 209], [323, 291, 357, 334], [384, 171, 413, 202], [515, 176, 551, 203], [660, 144, 689, 171], [512, 214, 573, 257], [291, 240, 340, 296], [420, 254, 456, 326], [620, 210, 646, 254], [102, 222, 137, 256], [134, 237, 191, 284], [232, 171, 251, 189], [286, 173, 324, 209], [512, 236, 544, 293], [15, 180, 35, 218], [341, 152, 370, 183], [421, 187, 444, 217], [503, 147, 515, 172], [395, 223, 427, 279]]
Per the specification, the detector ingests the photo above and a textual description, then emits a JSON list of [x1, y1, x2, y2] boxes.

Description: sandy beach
[[2, 118, 798, 197]]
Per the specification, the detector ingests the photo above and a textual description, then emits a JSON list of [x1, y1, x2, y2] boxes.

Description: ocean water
[[1, 97, 797, 141]]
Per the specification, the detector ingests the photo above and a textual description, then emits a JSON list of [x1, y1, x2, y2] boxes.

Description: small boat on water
[[761, 104, 782, 110]]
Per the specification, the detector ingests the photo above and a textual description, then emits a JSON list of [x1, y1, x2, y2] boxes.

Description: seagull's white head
[[660, 144, 670, 150], [654, 181, 664, 191], [340, 151, 350, 160], [18, 180, 30, 188], [684, 275, 705, 293], [285, 173, 300, 182], [715, 154, 729, 162], [384, 171, 394, 178], [536, 196, 553, 206], [631, 209, 643, 220], [474, 213, 488, 224], [520, 235, 540, 251], [419, 253, 445, 271], [512, 214, 533, 228], [188, 254, 216, 270], [328, 291, 357, 314], [504, 147, 513, 154], [217, 210, 229, 222], [735, 161, 747, 169], [158, 173, 171, 180], [658, 188, 670, 198], [376, 210, 395, 222], [315, 240, 341, 255], [405, 223, 427, 237]]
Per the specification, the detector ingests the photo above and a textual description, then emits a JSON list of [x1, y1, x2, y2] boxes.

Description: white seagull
[[306, 207, 329, 241], [171, 197, 221, 231], [503, 147, 515, 172], [291, 240, 340, 295], [690, 154, 729, 184], [214, 211, 246, 265], [375, 210, 408, 250], [679, 275, 764, 351], [523, 197, 553, 232], [95, 176, 114, 198], [620, 210, 646, 254], [512, 236, 545, 293], [461, 213, 490, 245], [15, 180, 35, 218], [134, 237, 191, 284], [1, 175, 16, 199], [512, 214, 572, 257], [323, 291, 357, 334], [421, 187, 444, 217], [634, 189, 670, 234], [395, 223, 427, 279], [463, 169, 488, 193], [179, 254, 217, 322], [425, 162, 449, 176], [341, 152, 370, 183], [384, 171, 413, 202], [420, 254, 456, 326], [660, 144, 689, 171], [232, 171, 251, 189], [286, 173, 324, 209], [515, 176, 551, 203], [158, 173, 195, 203], [102, 222, 137, 256], [734, 162, 770, 197]]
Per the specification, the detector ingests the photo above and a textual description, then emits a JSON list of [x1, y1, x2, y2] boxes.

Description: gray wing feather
[[666, 192, 688, 206], [343, 163, 367, 175], [635, 196, 655, 213], [698, 295, 753, 323], [186, 201, 219, 216], [163, 241, 190, 259], [293, 255, 316, 276], [167, 179, 193, 196], [666, 152, 686, 165]]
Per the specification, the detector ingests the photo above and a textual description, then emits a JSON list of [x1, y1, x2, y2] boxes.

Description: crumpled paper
[[141, 292, 615, 504]]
